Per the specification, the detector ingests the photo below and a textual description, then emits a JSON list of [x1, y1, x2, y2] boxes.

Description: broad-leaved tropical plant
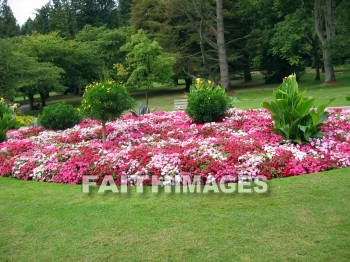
[[263, 74, 334, 143]]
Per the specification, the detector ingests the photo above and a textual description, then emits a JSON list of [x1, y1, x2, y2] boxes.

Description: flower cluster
[[1, 108, 349, 185]]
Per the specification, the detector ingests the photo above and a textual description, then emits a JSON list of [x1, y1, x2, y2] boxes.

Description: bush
[[80, 80, 134, 143], [186, 79, 230, 123], [263, 74, 334, 143], [38, 103, 81, 130], [0, 98, 20, 142]]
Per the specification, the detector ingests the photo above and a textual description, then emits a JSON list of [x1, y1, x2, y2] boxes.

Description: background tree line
[[1, 0, 349, 103]]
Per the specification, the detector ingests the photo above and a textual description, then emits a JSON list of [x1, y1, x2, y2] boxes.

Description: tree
[[0, 37, 65, 107], [270, 5, 322, 81], [76, 25, 131, 79], [117, 30, 175, 105], [21, 32, 101, 96], [0, 0, 20, 38], [80, 81, 134, 143], [20, 18, 34, 35], [216, 0, 229, 89], [315, 0, 336, 83], [17, 61, 65, 109], [332, 0, 350, 65], [71, 0, 117, 30], [31, 3, 51, 34], [49, 0, 77, 38], [0, 39, 21, 99], [235, 0, 307, 83], [117, 0, 131, 26]]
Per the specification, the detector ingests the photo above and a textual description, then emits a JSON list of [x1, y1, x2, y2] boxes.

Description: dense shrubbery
[[263, 74, 334, 143], [80, 80, 134, 142], [0, 98, 20, 142], [38, 103, 81, 130], [186, 79, 231, 123]]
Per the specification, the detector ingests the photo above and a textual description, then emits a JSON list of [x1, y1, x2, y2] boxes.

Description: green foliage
[[0, 0, 20, 38], [346, 95, 350, 102], [0, 98, 20, 142], [38, 103, 81, 130], [21, 32, 100, 96], [80, 80, 134, 143], [117, 29, 175, 104], [263, 74, 334, 143], [186, 79, 231, 123], [76, 25, 131, 80], [15, 115, 38, 127], [80, 80, 134, 122]]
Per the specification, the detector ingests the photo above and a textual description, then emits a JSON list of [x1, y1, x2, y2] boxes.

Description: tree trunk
[[184, 78, 192, 92], [145, 89, 149, 106], [312, 36, 321, 81], [29, 94, 34, 110], [243, 53, 252, 82], [315, 0, 336, 83], [39, 92, 46, 107], [198, 19, 216, 83], [101, 120, 107, 143], [216, 0, 230, 89]]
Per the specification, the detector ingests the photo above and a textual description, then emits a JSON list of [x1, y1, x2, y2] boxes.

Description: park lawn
[[1, 168, 349, 261]]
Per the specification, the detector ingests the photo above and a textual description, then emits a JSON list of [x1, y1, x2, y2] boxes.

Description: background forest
[[1, 0, 349, 107]]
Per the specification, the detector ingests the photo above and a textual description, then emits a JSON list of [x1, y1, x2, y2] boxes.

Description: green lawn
[[1, 168, 349, 261]]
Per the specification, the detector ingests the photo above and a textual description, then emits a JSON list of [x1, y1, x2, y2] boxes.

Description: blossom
[[1, 108, 349, 185]]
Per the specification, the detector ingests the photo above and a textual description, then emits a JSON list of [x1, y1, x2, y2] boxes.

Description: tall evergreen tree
[[20, 18, 34, 35], [49, 0, 77, 37], [72, 0, 117, 30], [117, 0, 131, 26], [31, 3, 51, 34], [0, 0, 20, 38]]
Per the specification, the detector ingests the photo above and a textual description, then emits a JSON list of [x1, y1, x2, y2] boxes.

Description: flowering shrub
[[0, 98, 20, 142], [80, 81, 134, 143], [186, 78, 231, 123], [263, 74, 334, 143], [1, 108, 349, 185]]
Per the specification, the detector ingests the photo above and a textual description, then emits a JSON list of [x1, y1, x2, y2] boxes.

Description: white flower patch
[[146, 153, 181, 176]]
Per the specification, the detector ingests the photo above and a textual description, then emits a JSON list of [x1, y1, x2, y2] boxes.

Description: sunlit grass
[[1, 168, 349, 260]]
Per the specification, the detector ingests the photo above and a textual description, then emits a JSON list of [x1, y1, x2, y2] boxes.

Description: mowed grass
[[1, 168, 350, 261]]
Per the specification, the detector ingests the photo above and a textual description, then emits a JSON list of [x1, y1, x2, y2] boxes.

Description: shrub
[[80, 80, 134, 143], [186, 79, 231, 123], [263, 74, 334, 143], [38, 103, 81, 130], [0, 98, 20, 142]]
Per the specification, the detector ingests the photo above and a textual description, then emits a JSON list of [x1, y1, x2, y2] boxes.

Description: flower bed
[[1, 109, 349, 185]]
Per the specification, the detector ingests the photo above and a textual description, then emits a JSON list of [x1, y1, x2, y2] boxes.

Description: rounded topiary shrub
[[80, 80, 135, 143], [186, 79, 230, 123], [38, 103, 81, 130]]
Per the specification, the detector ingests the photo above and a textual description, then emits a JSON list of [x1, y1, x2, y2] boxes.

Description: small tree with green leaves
[[80, 80, 134, 143], [116, 29, 175, 106]]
